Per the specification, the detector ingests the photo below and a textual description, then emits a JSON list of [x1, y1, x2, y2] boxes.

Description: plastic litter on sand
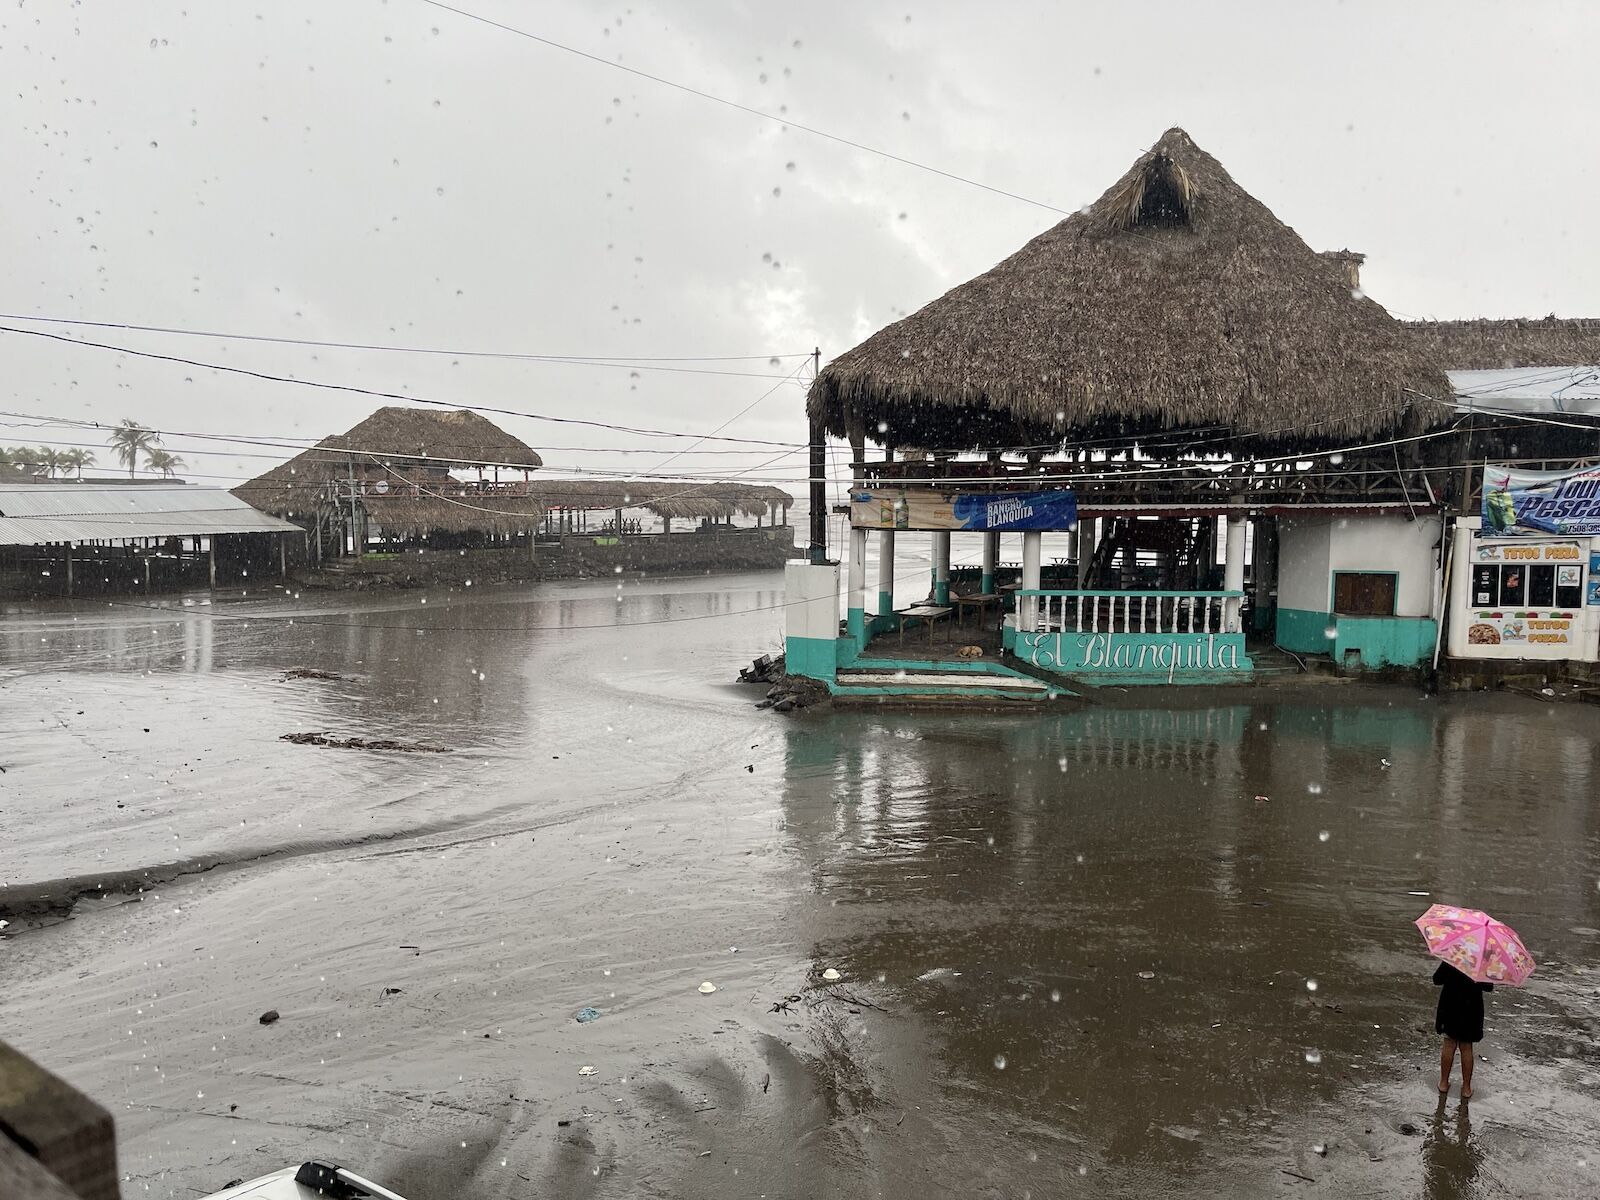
[[578, 1066, 598, 1077], [698, 981, 719, 994], [575, 1007, 602, 1023], [822, 968, 842, 982]]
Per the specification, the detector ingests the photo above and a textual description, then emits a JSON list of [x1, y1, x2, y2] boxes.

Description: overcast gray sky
[[4, 0, 1596, 492]]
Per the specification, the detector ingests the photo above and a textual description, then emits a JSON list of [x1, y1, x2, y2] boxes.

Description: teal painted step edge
[[830, 684, 1060, 701], [1277, 607, 1437, 667], [847, 656, 1034, 677]]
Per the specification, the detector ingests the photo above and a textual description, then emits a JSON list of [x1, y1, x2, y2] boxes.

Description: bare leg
[[1460, 1043, 1474, 1098], [1439, 1038, 1456, 1093]]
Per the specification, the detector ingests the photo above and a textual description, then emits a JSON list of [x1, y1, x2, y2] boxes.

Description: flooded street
[[3, 573, 1599, 1199]]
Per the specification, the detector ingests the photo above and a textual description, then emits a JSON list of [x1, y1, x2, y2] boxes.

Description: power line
[[0, 328, 806, 447], [0, 312, 806, 378], [419, 0, 1070, 217], [0, 313, 808, 364]]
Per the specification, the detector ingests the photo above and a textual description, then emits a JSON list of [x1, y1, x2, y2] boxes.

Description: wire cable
[[0, 312, 809, 365], [419, 0, 1070, 216]]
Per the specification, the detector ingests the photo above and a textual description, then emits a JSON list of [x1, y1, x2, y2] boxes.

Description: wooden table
[[950, 592, 1002, 628], [895, 604, 953, 646]]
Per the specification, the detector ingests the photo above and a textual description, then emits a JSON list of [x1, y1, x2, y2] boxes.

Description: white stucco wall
[[784, 561, 840, 641], [1277, 514, 1440, 616], [1329, 515, 1441, 618], [1276, 516, 1332, 612]]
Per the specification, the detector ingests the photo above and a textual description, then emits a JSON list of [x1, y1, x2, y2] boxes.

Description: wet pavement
[[3, 574, 1599, 1198]]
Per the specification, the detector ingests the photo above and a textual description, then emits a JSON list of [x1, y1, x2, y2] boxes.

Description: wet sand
[[3, 574, 1599, 1198]]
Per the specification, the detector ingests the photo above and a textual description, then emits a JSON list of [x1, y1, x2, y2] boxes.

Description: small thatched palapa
[[808, 127, 1451, 454], [528, 480, 791, 522]]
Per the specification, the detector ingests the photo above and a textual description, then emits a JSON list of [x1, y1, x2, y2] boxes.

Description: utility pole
[[347, 455, 361, 557], [808, 346, 828, 564]]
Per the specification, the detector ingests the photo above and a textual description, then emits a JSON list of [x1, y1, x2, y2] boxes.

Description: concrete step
[[837, 669, 1049, 692]]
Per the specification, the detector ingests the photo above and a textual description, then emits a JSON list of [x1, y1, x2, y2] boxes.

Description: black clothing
[[1434, 962, 1493, 1043]]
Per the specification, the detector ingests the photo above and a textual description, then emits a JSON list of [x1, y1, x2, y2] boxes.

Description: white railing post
[[1139, 596, 1147, 632], [1076, 594, 1084, 632]]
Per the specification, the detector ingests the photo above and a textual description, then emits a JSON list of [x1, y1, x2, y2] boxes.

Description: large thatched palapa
[[237, 406, 792, 536], [809, 127, 1452, 455], [236, 406, 545, 537]]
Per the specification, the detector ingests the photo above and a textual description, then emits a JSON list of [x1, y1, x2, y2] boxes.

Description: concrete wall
[[1276, 514, 1441, 668], [784, 561, 841, 680]]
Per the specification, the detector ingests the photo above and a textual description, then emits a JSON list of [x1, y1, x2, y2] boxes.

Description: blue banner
[[851, 489, 1077, 531], [951, 490, 1078, 531], [1483, 464, 1600, 536]]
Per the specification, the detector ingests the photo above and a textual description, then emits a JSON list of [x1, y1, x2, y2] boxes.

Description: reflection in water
[[1422, 1097, 1483, 1200], [779, 695, 1600, 1189]]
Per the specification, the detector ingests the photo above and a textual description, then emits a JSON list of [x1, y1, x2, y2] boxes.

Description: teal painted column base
[[846, 606, 866, 647], [980, 572, 994, 596], [1001, 623, 1017, 652], [785, 634, 839, 681], [935, 581, 950, 604], [878, 590, 893, 619]]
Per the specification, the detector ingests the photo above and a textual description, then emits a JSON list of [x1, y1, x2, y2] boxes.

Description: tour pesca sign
[[1019, 631, 1251, 683]]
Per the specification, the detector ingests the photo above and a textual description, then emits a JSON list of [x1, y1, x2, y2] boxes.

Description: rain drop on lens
[[1304, 1049, 1322, 1064], [1318, 831, 1330, 843], [1306, 979, 1318, 992], [992, 1054, 1007, 1070]]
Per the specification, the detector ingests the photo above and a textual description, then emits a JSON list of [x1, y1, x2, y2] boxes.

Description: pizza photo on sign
[[1467, 623, 1501, 645]]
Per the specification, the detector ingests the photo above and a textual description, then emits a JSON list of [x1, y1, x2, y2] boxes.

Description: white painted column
[[981, 531, 999, 595], [1223, 512, 1247, 632], [1021, 530, 1042, 631], [932, 530, 951, 604], [847, 526, 869, 647], [877, 529, 896, 618]]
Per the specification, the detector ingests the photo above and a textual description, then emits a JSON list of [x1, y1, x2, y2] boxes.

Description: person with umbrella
[[1415, 905, 1535, 1098]]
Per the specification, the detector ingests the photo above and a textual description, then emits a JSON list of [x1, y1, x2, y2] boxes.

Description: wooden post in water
[[0, 1039, 120, 1200], [279, 533, 288, 578], [808, 348, 827, 564], [208, 537, 216, 589], [65, 542, 73, 596]]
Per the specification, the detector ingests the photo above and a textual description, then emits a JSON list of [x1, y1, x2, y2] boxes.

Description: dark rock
[[755, 699, 774, 710], [259, 1009, 279, 1025], [773, 698, 796, 714], [1398, 1122, 1418, 1136]]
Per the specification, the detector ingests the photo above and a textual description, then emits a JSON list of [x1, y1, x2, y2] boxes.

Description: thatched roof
[[530, 480, 792, 521], [808, 127, 1451, 454], [1408, 317, 1600, 371], [321, 406, 543, 468]]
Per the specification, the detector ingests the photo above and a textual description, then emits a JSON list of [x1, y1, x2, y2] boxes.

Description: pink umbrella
[[1414, 904, 1536, 986]]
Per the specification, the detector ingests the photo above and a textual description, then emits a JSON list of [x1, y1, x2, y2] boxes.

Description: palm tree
[[109, 420, 160, 478], [145, 448, 186, 478], [5, 446, 44, 475], [62, 448, 95, 478], [38, 448, 67, 478]]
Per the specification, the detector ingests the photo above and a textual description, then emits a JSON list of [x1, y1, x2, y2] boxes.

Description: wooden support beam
[[0, 1040, 120, 1200]]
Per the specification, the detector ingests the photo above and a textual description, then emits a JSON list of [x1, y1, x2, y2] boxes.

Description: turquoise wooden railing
[[1015, 589, 1246, 635]]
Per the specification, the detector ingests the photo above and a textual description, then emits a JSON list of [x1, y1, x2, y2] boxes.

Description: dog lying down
[[954, 645, 984, 660]]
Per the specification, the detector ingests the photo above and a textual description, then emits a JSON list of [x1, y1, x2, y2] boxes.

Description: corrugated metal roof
[[1450, 366, 1600, 415], [0, 484, 301, 546]]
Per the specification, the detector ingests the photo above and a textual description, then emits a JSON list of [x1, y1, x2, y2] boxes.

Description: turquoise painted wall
[[1334, 616, 1437, 669], [785, 634, 839, 681], [1016, 630, 1253, 684], [1276, 606, 1435, 668], [1276, 607, 1333, 654]]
